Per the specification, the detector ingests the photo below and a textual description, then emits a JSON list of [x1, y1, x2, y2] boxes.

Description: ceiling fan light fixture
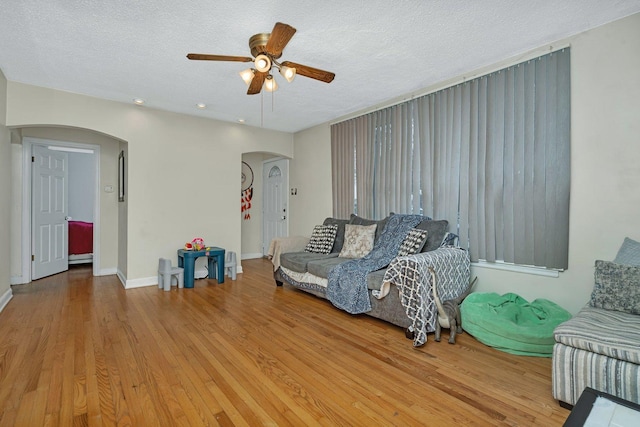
[[264, 75, 278, 92], [239, 68, 255, 86], [279, 65, 296, 82], [254, 54, 271, 72]]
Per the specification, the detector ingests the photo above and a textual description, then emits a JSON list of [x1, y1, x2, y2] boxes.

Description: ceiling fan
[[187, 22, 335, 95]]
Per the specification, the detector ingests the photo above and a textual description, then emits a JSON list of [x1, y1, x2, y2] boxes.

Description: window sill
[[471, 260, 561, 278]]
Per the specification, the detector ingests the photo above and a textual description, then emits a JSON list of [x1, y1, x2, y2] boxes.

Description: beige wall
[[0, 69, 11, 306], [290, 13, 640, 314], [289, 124, 333, 236], [5, 83, 293, 285], [240, 152, 266, 259]]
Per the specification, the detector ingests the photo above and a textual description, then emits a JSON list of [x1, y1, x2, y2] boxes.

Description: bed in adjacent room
[[68, 220, 93, 264]]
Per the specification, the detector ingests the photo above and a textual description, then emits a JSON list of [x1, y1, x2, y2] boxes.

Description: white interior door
[[262, 158, 289, 255], [32, 145, 69, 280]]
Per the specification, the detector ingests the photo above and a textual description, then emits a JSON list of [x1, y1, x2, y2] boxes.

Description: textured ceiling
[[2, 1, 639, 133]]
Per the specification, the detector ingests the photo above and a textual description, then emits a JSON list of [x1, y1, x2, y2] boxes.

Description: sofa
[[552, 237, 640, 407], [272, 213, 471, 345]]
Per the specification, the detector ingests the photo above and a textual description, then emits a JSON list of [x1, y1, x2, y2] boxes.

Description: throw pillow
[[397, 228, 429, 257], [415, 219, 449, 252], [614, 237, 640, 267], [349, 213, 390, 242], [589, 260, 640, 315], [339, 224, 377, 258], [440, 232, 459, 247], [304, 224, 338, 254]]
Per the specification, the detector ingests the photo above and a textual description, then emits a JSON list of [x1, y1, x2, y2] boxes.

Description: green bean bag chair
[[460, 292, 572, 357]]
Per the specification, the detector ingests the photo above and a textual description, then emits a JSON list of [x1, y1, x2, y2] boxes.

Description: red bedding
[[69, 221, 93, 255]]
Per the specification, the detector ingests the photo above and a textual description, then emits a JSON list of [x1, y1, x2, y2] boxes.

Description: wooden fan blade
[[265, 22, 296, 58], [247, 71, 267, 95], [281, 61, 335, 83], [187, 53, 253, 62]]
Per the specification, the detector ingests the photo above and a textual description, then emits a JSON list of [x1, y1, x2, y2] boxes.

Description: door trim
[[20, 137, 101, 283]]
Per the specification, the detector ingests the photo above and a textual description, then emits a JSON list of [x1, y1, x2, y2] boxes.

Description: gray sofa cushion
[[307, 257, 352, 278], [416, 219, 449, 252], [280, 252, 338, 273], [366, 269, 387, 291], [323, 217, 350, 253], [306, 257, 386, 291]]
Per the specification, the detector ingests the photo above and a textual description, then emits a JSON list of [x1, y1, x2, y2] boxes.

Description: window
[[331, 49, 571, 270]]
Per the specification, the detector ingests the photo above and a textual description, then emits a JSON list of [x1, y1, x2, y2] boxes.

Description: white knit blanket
[[267, 236, 310, 271]]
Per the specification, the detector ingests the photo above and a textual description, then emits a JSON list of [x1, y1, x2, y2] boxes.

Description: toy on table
[[184, 237, 209, 251]]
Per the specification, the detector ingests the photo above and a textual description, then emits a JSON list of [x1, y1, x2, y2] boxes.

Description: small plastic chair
[[158, 258, 184, 291], [225, 251, 237, 280]]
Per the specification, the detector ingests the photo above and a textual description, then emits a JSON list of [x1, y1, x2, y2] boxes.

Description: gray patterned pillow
[[614, 237, 640, 267], [304, 224, 338, 254], [339, 224, 377, 258], [590, 260, 640, 315], [397, 228, 429, 257]]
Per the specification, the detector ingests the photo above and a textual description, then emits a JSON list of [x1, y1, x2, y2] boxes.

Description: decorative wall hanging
[[241, 161, 254, 220]]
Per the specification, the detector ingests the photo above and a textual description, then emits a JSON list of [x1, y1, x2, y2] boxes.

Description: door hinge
[[32, 254, 35, 261]]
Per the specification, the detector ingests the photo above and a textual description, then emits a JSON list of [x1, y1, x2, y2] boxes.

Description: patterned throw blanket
[[326, 214, 426, 314], [383, 247, 470, 346]]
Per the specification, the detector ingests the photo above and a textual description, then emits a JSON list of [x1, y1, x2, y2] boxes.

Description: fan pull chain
[[260, 91, 264, 128]]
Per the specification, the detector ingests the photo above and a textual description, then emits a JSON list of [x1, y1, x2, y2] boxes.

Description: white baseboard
[[241, 252, 264, 260], [124, 275, 158, 289], [99, 267, 118, 276], [0, 288, 13, 313], [116, 266, 242, 290], [10, 275, 27, 285], [116, 269, 127, 288]]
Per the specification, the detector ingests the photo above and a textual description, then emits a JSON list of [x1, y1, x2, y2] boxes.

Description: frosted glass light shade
[[279, 65, 296, 82], [239, 68, 254, 86], [264, 76, 278, 92]]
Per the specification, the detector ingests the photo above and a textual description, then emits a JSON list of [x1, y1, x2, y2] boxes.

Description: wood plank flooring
[[0, 258, 571, 426]]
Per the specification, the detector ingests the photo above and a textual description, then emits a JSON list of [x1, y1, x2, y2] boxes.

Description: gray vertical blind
[[331, 48, 570, 269]]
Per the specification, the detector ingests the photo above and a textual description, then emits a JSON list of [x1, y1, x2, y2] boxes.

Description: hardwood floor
[[0, 258, 570, 426]]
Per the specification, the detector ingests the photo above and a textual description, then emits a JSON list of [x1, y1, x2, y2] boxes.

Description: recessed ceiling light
[[133, 98, 145, 105], [196, 103, 206, 109], [237, 119, 245, 124]]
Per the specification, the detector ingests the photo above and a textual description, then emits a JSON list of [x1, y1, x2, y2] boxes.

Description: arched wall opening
[[9, 125, 126, 284]]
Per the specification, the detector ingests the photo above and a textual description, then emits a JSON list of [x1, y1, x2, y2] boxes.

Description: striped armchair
[[552, 253, 640, 407], [552, 305, 640, 406]]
